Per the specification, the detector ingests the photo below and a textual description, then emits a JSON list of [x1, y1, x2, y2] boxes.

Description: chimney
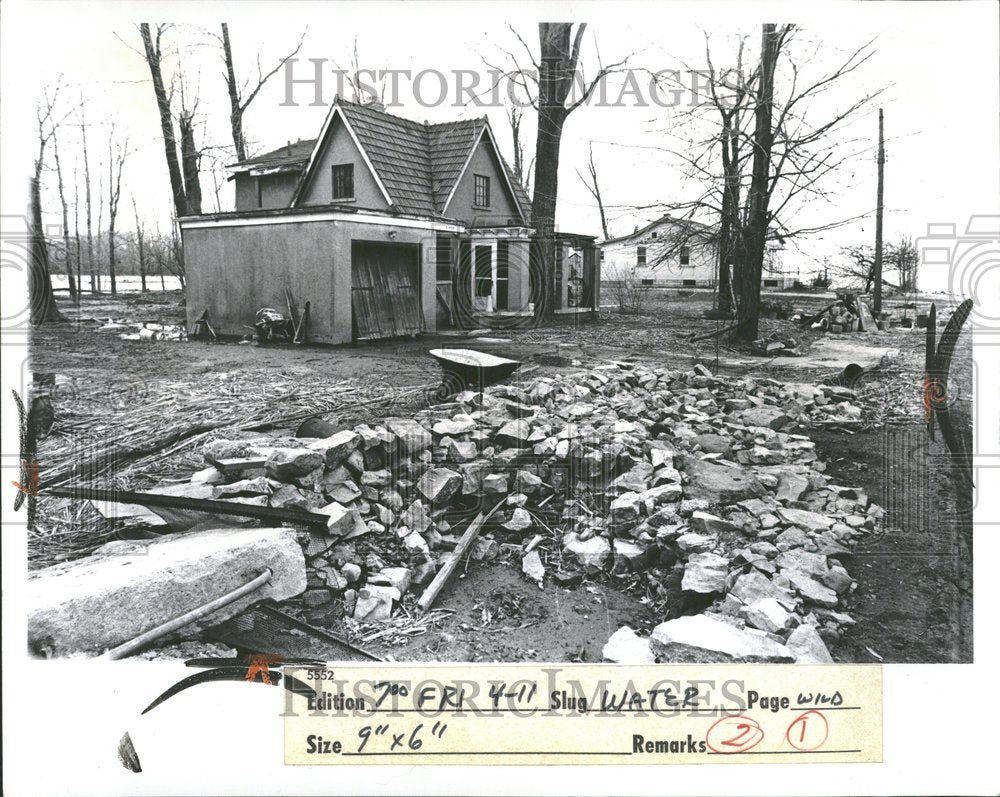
[[286, 141, 292, 156], [365, 99, 385, 112]]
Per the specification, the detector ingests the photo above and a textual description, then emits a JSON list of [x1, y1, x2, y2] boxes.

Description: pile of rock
[[808, 294, 880, 333], [751, 332, 800, 356], [174, 360, 880, 658]]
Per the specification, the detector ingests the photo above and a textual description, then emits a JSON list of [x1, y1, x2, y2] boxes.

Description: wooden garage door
[[351, 242, 424, 340]]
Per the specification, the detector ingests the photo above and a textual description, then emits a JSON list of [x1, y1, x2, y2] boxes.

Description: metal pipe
[[105, 568, 273, 660]]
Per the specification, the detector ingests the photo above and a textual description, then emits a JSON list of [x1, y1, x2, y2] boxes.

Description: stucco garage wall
[[182, 216, 439, 345]]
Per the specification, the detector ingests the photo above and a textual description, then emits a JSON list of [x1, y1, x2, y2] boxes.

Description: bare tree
[[106, 130, 128, 295], [836, 238, 917, 293], [489, 24, 627, 322], [577, 142, 610, 240], [737, 23, 786, 340], [653, 26, 882, 337], [79, 93, 97, 294], [506, 103, 534, 194], [177, 78, 202, 215], [140, 23, 188, 218], [132, 195, 147, 292], [31, 82, 70, 324], [51, 129, 78, 303], [219, 22, 305, 161], [73, 166, 82, 296]]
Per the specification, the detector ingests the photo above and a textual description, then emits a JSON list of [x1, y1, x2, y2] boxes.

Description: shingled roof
[[229, 139, 315, 171], [274, 98, 531, 221]]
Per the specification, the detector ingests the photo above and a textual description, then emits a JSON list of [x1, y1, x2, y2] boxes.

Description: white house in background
[[599, 214, 800, 289]]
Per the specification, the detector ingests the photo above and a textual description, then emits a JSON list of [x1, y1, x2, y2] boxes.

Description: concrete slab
[[27, 527, 306, 656], [722, 337, 899, 372]]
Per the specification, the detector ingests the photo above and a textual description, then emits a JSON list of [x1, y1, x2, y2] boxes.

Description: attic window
[[331, 163, 354, 200], [680, 245, 690, 266], [474, 174, 490, 208], [651, 231, 658, 239], [637, 245, 647, 266]]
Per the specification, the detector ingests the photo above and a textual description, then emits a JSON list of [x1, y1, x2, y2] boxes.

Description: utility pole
[[873, 107, 885, 314]]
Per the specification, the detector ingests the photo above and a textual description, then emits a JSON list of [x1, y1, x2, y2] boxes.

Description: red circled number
[[705, 715, 765, 754], [785, 710, 829, 751]]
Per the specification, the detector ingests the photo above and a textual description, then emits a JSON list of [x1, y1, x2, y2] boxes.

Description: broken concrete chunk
[[447, 439, 478, 463], [741, 405, 791, 430], [650, 614, 794, 663], [27, 527, 306, 656], [609, 492, 642, 524], [730, 570, 797, 609], [504, 507, 533, 532], [378, 567, 412, 595], [774, 548, 829, 578], [675, 532, 717, 554], [352, 585, 400, 622], [681, 458, 766, 502], [496, 419, 533, 447], [786, 623, 834, 663], [401, 500, 432, 535], [777, 507, 835, 532], [482, 473, 509, 494], [681, 552, 729, 593], [741, 598, 792, 633], [306, 429, 361, 466], [689, 511, 738, 535], [613, 538, 647, 569], [563, 532, 611, 571], [786, 571, 839, 608], [326, 480, 362, 505], [385, 417, 433, 455], [514, 470, 543, 494], [416, 467, 462, 504], [776, 472, 810, 502], [265, 448, 324, 481], [317, 501, 362, 538], [602, 626, 655, 664], [521, 549, 545, 584]]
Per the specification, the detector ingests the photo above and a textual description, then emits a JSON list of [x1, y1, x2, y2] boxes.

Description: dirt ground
[[28, 287, 973, 663]]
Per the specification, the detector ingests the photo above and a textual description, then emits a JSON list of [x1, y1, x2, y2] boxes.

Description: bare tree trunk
[[578, 143, 609, 240], [96, 170, 104, 291], [735, 24, 782, 342], [73, 167, 82, 297], [530, 23, 574, 323], [221, 23, 246, 162], [133, 196, 147, 292], [80, 95, 97, 294], [107, 136, 127, 296], [140, 23, 187, 219], [219, 23, 304, 163], [51, 130, 78, 303], [179, 112, 202, 215], [29, 177, 65, 324]]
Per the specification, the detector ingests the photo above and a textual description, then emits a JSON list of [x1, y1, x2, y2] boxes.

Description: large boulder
[[650, 614, 794, 663], [27, 527, 306, 656]]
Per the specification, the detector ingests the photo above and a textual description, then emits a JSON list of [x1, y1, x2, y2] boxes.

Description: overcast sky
[[2, 0, 998, 291]]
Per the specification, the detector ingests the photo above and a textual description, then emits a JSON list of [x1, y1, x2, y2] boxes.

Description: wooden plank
[[46, 485, 332, 527], [417, 500, 503, 612]]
